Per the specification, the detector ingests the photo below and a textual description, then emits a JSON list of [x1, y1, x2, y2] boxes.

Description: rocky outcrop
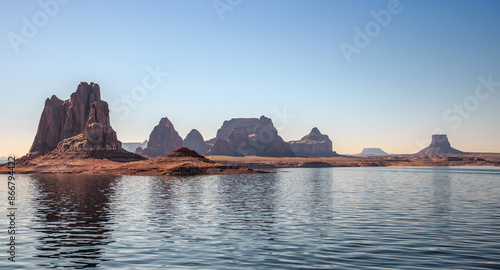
[[138, 117, 182, 158], [206, 116, 295, 157], [183, 129, 210, 155], [28, 82, 124, 156], [415, 134, 465, 157], [287, 127, 337, 157], [167, 147, 208, 159], [357, 148, 388, 156]]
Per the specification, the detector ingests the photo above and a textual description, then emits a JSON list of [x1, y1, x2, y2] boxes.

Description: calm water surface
[[1, 167, 500, 269]]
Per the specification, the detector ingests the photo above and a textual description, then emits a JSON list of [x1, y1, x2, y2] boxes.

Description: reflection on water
[[31, 174, 118, 269], [1, 167, 500, 269]]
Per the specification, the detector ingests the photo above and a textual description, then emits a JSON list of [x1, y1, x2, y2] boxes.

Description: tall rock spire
[[29, 82, 121, 156]]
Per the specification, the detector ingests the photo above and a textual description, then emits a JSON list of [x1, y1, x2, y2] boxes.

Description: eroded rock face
[[206, 116, 295, 157], [287, 127, 337, 157], [205, 138, 235, 156], [415, 134, 465, 157], [215, 118, 260, 141], [28, 82, 122, 156], [138, 117, 182, 158], [182, 129, 210, 155]]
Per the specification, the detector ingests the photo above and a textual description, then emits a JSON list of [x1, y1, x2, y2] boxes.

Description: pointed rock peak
[[187, 129, 202, 137], [185, 129, 204, 141], [310, 127, 321, 135], [159, 117, 174, 126], [138, 117, 182, 158]]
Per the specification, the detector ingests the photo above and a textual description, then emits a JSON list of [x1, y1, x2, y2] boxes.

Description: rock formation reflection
[[30, 174, 118, 269]]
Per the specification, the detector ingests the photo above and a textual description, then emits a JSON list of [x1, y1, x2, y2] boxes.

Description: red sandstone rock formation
[[182, 129, 210, 155], [206, 116, 294, 157], [28, 82, 122, 156], [288, 127, 338, 157], [138, 117, 183, 158], [414, 134, 465, 157]]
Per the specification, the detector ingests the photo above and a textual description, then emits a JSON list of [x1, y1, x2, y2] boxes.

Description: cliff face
[[415, 134, 465, 157], [215, 118, 260, 141], [183, 129, 210, 155], [29, 82, 122, 156], [138, 117, 183, 158], [206, 116, 295, 157], [287, 128, 337, 157]]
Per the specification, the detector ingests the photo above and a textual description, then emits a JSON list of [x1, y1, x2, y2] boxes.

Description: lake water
[[1, 167, 500, 269]]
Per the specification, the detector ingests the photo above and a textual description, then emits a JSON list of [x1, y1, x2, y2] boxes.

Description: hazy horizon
[[2, 0, 500, 157]]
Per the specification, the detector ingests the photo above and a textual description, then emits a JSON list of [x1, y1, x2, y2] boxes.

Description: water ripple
[[1, 167, 500, 269]]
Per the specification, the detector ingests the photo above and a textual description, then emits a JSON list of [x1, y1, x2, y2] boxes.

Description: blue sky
[[1, 0, 500, 157]]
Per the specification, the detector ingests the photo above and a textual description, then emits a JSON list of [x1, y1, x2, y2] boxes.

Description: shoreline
[[2, 152, 499, 176], [207, 154, 500, 169]]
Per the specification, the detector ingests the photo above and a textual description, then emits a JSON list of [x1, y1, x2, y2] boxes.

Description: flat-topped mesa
[[182, 129, 210, 155], [206, 116, 295, 157], [287, 127, 338, 157], [138, 117, 183, 158], [28, 82, 123, 156], [358, 148, 388, 156], [414, 134, 465, 157]]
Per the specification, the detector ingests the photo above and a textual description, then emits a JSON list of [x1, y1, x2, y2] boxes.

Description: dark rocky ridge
[[138, 117, 183, 158], [27, 82, 140, 160], [287, 127, 338, 157], [415, 134, 465, 157]]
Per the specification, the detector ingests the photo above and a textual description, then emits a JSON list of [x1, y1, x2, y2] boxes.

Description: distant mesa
[[414, 134, 465, 157], [122, 140, 148, 153], [357, 148, 389, 156], [206, 116, 295, 157], [287, 127, 338, 157], [0, 157, 8, 165], [183, 129, 210, 155], [26, 82, 143, 161], [137, 117, 183, 158]]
